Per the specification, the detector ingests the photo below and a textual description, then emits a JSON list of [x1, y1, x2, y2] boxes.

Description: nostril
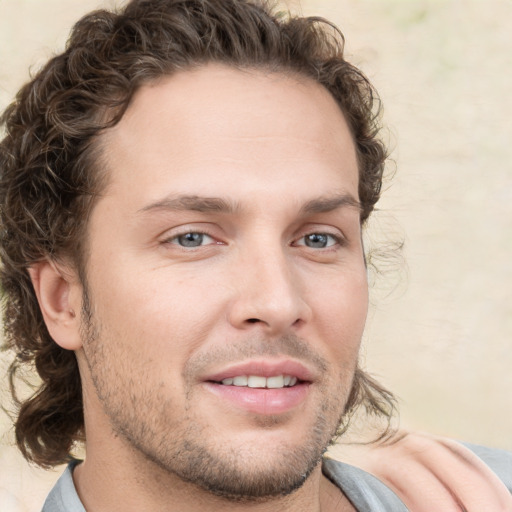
[[246, 318, 261, 324]]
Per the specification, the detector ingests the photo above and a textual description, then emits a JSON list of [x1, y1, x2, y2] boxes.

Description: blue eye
[[171, 232, 214, 247], [300, 233, 338, 249]]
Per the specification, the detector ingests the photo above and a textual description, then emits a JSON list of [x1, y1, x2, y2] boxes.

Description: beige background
[[1, 0, 511, 510]]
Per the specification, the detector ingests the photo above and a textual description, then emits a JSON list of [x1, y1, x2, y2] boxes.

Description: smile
[[220, 375, 298, 388]]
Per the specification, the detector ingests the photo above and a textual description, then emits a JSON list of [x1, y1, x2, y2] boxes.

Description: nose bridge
[[229, 237, 310, 332], [254, 244, 295, 307]]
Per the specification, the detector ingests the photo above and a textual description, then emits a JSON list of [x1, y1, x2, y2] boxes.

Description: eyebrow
[[138, 193, 361, 216], [299, 194, 362, 215], [138, 195, 239, 214]]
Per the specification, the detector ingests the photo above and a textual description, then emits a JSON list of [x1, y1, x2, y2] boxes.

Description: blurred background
[[1, 0, 511, 510]]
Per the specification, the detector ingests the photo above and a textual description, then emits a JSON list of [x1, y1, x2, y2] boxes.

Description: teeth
[[248, 376, 267, 388], [220, 375, 298, 388], [266, 375, 284, 388], [233, 376, 248, 386]]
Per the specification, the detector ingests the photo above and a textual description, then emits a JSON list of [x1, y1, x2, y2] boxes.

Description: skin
[[338, 431, 512, 511], [31, 65, 367, 511]]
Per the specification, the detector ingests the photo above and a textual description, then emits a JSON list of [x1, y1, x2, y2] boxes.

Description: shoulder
[[463, 442, 512, 492], [41, 460, 85, 512], [327, 433, 512, 512], [323, 457, 409, 511]]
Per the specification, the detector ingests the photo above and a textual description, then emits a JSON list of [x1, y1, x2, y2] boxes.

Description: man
[[0, 1, 510, 511]]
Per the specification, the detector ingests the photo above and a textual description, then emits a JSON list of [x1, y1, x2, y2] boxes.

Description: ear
[[28, 260, 83, 350]]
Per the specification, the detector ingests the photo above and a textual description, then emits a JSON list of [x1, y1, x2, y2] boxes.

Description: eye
[[169, 232, 215, 248], [296, 233, 340, 249]]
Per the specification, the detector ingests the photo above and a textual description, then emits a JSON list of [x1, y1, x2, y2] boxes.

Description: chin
[[123, 411, 334, 502], [163, 440, 324, 501]]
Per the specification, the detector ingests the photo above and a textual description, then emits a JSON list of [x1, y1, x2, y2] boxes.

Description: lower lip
[[203, 382, 310, 415]]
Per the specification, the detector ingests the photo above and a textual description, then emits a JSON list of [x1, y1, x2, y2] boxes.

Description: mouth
[[201, 360, 313, 415], [215, 375, 298, 389], [203, 358, 314, 384]]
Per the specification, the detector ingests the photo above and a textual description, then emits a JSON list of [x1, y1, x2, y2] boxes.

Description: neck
[[73, 448, 352, 512]]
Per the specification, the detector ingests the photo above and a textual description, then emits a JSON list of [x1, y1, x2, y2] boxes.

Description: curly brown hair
[[0, 0, 394, 468]]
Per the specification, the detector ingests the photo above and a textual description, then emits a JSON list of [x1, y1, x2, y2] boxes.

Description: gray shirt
[[42, 444, 512, 512]]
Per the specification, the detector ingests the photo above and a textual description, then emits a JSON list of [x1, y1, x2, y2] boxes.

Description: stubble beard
[[79, 288, 357, 502]]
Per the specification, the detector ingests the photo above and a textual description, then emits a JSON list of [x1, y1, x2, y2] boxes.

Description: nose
[[227, 247, 312, 335]]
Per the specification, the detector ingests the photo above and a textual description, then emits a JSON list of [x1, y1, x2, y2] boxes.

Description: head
[[0, 0, 393, 496]]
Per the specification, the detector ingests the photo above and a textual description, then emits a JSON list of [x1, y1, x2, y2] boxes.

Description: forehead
[[98, 64, 359, 210]]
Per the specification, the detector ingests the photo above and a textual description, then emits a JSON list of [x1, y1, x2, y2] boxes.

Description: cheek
[[87, 260, 230, 357], [311, 268, 368, 357]]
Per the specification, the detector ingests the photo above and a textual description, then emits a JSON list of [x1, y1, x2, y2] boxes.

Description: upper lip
[[203, 359, 315, 383]]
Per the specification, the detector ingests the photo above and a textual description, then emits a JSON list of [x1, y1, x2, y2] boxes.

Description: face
[[76, 65, 368, 499]]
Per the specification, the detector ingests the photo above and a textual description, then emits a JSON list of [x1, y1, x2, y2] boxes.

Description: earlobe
[[28, 261, 83, 350]]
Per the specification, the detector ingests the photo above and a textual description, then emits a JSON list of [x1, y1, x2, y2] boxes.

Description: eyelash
[[163, 230, 345, 250], [293, 232, 345, 250], [165, 231, 218, 248]]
